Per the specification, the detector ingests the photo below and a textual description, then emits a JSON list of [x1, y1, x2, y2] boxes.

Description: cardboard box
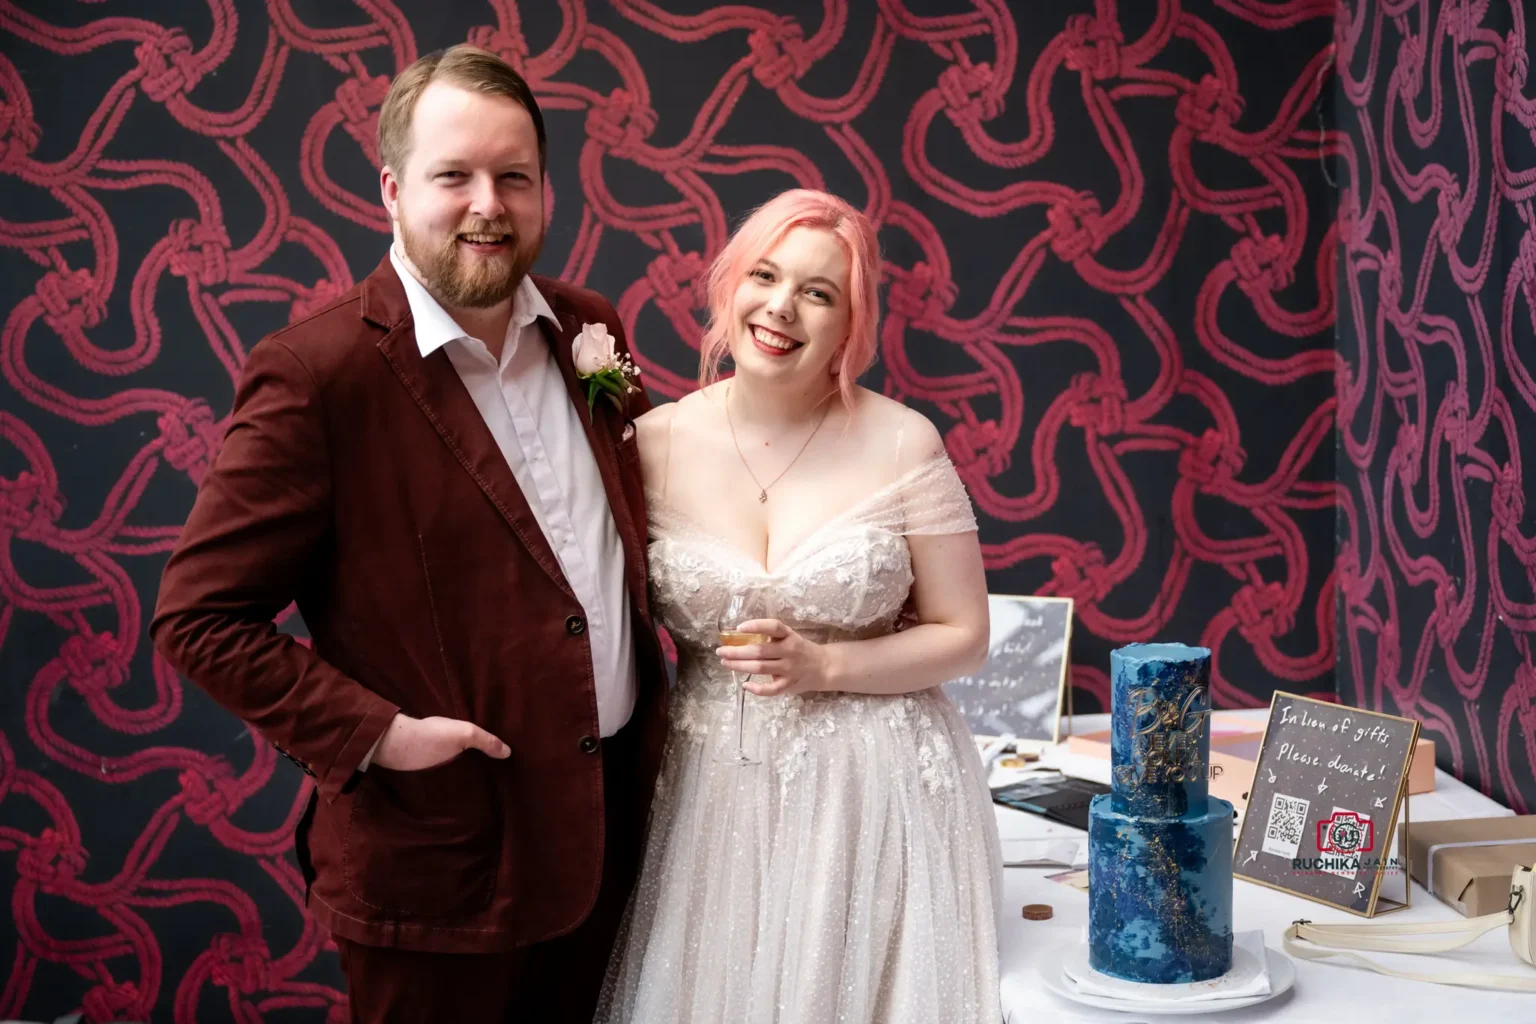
[[1407, 816, 1536, 917], [1407, 736, 1436, 794], [1064, 721, 1437, 815]]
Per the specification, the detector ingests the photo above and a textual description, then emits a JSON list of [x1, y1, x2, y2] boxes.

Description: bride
[[595, 189, 1002, 1023]]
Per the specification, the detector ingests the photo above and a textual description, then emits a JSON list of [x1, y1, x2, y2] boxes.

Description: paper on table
[[1000, 837, 1088, 868], [1047, 868, 1089, 892], [1061, 929, 1272, 1002]]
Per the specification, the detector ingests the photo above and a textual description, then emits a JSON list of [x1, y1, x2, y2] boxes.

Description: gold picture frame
[[1233, 692, 1419, 918]]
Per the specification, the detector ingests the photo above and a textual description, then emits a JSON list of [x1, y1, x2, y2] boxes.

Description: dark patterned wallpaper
[[1, 1, 1354, 1019], [1332, 0, 1536, 814]]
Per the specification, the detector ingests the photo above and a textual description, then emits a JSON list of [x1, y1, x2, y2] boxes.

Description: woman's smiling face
[[726, 226, 851, 384]]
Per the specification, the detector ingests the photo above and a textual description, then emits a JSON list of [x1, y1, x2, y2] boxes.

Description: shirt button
[[565, 614, 585, 635], [578, 736, 599, 754]]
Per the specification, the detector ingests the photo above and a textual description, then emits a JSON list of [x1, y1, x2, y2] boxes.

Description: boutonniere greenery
[[571, 321, 642, 421]]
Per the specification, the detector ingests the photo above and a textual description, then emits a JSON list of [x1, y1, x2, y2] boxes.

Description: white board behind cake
[[944, 594, 1073, 742]]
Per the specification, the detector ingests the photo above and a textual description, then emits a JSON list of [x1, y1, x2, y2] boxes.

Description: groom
[[152, 45, 668, 1022]]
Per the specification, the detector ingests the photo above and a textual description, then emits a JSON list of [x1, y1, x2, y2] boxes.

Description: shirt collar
[[389, 246, 558, 359]]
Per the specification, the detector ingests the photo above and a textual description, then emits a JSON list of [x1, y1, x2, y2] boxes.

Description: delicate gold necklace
[[725, 384, 833, 503]]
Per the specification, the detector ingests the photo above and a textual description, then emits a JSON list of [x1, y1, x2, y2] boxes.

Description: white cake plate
[[1037, 942, 1296, 1015]]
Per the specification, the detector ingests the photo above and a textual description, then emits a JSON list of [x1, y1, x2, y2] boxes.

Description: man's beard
[[399, 215, 542, 309]]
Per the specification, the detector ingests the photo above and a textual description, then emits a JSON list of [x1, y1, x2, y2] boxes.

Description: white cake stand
[[1036, 941, 1296, 1015]]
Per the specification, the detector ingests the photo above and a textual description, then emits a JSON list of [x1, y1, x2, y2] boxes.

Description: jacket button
[[566, 614, 585, 635], [578, 736, 599, 754]]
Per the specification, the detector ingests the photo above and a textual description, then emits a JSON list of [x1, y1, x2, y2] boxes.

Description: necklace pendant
[[758, 489, 768, 503]]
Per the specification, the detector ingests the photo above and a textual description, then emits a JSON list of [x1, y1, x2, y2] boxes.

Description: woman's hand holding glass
[[716, 618, 832, 698]]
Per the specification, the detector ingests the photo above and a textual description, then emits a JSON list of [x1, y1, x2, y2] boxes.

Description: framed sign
[[1234, 692, 1420, 917], [944, 594, 1073, 742]]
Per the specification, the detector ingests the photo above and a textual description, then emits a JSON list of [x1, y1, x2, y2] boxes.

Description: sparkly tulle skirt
[[594, 656, 1003, 1023]]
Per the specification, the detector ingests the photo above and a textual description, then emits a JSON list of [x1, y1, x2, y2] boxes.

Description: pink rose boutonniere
[[571, 321, 642, 422]]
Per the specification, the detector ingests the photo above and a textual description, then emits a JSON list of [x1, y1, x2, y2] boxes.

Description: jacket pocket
[[343, 750, 500, 918]]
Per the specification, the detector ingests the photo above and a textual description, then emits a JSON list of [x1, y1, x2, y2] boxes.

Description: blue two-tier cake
[[1087, 642, 1234, 983]]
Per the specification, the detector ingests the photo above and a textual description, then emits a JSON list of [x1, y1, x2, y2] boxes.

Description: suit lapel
[[538, 306, 651, 621], [362, 257, 650, 620], [366, 262, 573, 598]]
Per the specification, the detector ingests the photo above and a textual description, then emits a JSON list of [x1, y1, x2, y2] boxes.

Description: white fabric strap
[[1425, 837, 1536, 894], [1283, 913, 1536, 992]]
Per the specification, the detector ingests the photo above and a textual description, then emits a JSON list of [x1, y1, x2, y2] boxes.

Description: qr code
[[1262, 793, 1309, 859]]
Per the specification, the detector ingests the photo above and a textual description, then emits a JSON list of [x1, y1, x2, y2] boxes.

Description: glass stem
[[734, 671, 747, 755]]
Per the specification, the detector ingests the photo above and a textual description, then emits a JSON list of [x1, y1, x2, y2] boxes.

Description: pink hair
[[698, 189, 881, 408]]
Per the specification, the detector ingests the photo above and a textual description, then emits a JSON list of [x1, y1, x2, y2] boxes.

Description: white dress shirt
[[384, 247, 636, 740]]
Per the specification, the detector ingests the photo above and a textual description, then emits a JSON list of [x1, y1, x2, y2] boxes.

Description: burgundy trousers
[[334, 730, 642, 1024]]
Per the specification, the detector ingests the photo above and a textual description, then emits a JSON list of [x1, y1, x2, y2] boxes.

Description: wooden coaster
[[1022, 903, 1054, 920]]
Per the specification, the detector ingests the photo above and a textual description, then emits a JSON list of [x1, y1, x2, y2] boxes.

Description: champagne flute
[[715, 588, 770, 766]]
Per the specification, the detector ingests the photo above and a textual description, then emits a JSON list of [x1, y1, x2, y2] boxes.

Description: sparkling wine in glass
[[718, 627, 772, 647], [715, 588, 768, 766]]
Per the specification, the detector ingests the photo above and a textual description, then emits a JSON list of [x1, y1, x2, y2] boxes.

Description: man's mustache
[[453, 221, 517, 239]]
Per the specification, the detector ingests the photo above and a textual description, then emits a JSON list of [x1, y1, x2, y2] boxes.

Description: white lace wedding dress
[[595, 454, 1003, 1023]]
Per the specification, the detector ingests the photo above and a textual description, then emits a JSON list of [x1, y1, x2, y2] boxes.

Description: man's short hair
[[377, 44, 546, 175]]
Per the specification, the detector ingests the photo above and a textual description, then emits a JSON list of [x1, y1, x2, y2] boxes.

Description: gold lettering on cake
[[1121, 685, 1214, 785]]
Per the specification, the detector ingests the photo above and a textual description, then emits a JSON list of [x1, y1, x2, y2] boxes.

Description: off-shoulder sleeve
[[896, 454, 979, 536]]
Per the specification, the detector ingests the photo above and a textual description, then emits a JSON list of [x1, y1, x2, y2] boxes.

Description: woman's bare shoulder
[[847, 388, 945, 466], [635, 387, 727, 490], [847, 386, 917, 421], [635, 386, 722, 440], [633, 402, 676, 492], [633, 400, 675, 443]]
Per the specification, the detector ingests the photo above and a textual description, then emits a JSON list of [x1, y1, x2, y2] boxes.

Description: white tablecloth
[[996, 710, 1533, 1021]]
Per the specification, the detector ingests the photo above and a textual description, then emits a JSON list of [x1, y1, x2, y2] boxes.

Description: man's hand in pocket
[[369, 714, 510, 771]]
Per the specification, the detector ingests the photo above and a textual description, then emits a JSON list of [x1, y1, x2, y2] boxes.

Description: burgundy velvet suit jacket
[[151, 257, 669, 953]]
